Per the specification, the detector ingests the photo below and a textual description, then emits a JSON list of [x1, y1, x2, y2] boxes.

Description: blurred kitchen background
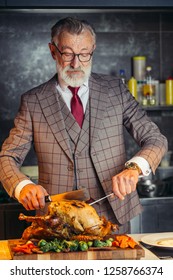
[[0, 1, 173, 238]]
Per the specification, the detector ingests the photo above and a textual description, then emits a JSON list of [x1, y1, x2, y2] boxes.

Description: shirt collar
[[57, 79, 89, 92]]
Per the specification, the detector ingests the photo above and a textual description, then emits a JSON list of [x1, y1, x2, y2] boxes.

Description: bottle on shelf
[[119, 69, 126, 84], [142, 66, 156, 106], [165, 77, 173, 105], [137, 80, 145, 104], [128, 77, 137, 100]]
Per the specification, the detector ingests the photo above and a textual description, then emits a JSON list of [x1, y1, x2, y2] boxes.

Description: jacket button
[[77, 169, 83, 173]]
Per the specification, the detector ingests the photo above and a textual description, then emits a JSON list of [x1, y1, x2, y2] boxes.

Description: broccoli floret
[[62, 240, 79, 252], [50, 239, 65, 252], [38, 238, 66, 253], [40, 241, 54, 252]]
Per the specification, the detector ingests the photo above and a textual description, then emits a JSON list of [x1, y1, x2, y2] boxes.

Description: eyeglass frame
[[52, 41, 94, 62]]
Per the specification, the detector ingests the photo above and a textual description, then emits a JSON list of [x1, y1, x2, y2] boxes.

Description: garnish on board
[[12, 240, 39, 255], [12, 235, 137, 255], [112, 235, 137, 249]]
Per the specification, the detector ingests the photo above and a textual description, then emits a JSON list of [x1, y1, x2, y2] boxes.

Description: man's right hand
[[18, 184, 49, 210]]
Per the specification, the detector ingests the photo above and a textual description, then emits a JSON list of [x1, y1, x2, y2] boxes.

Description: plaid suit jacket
[[0, 73, 167, 224]]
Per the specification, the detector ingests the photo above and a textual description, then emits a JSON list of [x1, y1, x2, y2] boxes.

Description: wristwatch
[[124, 162, 142, 175]]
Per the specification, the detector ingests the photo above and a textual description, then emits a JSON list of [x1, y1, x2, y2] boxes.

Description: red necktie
[[68, 86, 84, 128]]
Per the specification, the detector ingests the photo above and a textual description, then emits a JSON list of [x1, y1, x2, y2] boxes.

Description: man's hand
[[112, 169, 139, 200], [18, 184, 49, 210]]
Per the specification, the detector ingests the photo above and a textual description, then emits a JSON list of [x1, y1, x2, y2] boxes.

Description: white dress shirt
[[56, 82, 89, 113]]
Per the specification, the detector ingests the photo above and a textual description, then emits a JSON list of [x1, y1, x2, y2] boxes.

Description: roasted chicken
[[19, 200, 118, 241]]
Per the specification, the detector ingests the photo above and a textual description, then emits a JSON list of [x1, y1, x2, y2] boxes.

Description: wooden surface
[[8, 239, 145, 260], [0, 234, 161, 260], [0, 240, 12, 260]]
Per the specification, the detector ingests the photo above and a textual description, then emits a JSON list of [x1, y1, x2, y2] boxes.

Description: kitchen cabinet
[[130, 197, 173, 233], [0, 202, 35, 240]]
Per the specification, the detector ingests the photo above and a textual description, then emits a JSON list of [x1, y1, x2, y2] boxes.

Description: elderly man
[[0, 17, 167, 233]]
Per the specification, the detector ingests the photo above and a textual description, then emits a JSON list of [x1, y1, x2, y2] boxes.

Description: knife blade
[[45, 187, 90, 203], [89, 192, 115, 205]]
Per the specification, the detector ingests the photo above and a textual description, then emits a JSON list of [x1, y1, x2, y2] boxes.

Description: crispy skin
[[19, 200, 118, 240]]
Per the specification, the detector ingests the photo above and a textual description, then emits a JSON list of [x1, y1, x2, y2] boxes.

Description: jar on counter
[[133, 56, 146, 82]]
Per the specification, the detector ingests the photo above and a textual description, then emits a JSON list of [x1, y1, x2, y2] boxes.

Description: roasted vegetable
[[93, 238, 112, 247], [62, 240, 79, 251], [87, 241, 93, 247], [38, 239, 47, 247], [79, 241, 88, 251], [12, 241, 37, 254], [105, 239, 112, 247], [112, 235, 137, 249], [38, 238, 64, 253], [38, 238, 80, 253], [39, 241, 53, 253]]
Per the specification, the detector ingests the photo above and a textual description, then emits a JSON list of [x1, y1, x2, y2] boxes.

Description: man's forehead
[[55, 30, 94, 44]]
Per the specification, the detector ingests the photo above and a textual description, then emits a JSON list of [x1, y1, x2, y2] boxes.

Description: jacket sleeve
[[0, 95, 33, 196], [121, 81, 168, 173]]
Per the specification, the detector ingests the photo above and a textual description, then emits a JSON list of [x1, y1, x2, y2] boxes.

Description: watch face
[[125, 162, 141, 174], [129, 163, 136, 168]]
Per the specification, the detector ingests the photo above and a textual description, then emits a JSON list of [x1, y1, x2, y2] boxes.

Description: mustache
[[66, 66, 84, 73]]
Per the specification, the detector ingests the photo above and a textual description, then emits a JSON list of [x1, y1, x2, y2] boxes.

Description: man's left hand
[[112, 169, 139, 200]]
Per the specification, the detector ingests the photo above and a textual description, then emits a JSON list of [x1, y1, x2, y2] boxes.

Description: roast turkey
[[19, 200, 118, 241]]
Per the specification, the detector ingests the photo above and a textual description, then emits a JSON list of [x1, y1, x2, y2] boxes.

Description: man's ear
[[93, 44, 96, 51], [48, 43, 56, 60]]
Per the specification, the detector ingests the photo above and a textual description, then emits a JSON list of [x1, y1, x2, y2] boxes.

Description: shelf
[[142, 105, 173, 111]]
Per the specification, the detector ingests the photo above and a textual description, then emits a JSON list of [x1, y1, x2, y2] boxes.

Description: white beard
[[56, 61, 92, 87]]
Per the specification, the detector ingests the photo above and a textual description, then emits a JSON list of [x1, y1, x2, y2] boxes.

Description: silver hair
[[51, 17, 96, 44]]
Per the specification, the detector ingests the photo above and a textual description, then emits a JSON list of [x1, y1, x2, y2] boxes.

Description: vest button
[[92, 152, 99, 156], [75, 153, 82, 157], [67, 166, 73, 171]]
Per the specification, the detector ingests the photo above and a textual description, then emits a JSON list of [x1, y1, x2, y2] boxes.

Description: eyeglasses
[[52, 42, 93, 62]]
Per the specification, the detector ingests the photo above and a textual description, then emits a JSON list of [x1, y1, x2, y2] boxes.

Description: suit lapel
[[36, 76, 73, 161], [89, 75, 108, 148]]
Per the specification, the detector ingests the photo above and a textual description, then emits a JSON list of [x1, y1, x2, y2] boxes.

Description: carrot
[[12, 241, 37, 254], [112, 235, 137, 249], [112, 240, 119, 247]]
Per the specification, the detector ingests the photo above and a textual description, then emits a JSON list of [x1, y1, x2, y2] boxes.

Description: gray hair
[[51, 17, 96, 44]]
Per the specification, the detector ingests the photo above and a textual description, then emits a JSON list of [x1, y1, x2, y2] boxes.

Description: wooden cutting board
[[8, 239, 145, 260]]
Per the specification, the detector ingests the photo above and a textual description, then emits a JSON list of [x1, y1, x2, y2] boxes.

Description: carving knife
[[45, 187, 90, 203]]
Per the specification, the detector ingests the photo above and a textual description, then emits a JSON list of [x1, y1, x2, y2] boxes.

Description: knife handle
[[45, 195, 51, 202]]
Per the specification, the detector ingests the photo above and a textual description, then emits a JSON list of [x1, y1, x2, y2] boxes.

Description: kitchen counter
[[0, 234, 161, 260], [129, 234, 159, 259]]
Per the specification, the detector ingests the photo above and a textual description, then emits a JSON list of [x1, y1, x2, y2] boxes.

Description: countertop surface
[[0, 234, 165, 260]]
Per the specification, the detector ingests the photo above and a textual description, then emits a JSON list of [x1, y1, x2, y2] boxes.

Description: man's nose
[[70, 55, 80, 68]]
